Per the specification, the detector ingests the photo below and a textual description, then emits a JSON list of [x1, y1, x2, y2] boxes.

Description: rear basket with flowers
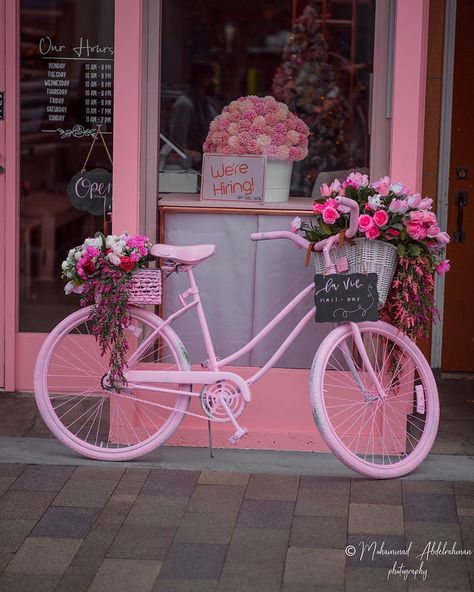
[[61, 232, 160, 389], [291, 172, 450, 340]]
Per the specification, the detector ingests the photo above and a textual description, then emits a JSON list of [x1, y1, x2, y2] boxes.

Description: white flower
[[290, 216, 302, 233], [61, 261, 68, 271], [368, 194, 382, 210], [107, 253, 121, 266], [74, 251, 82, 261], [64, 281, 75, 295], [106, 235, 118, 248]]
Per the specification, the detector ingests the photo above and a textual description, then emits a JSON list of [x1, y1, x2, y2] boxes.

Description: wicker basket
[[314, 239, 398, 308], [128, 269, 162, 305]]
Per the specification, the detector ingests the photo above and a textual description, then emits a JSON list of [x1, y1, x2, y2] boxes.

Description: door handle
[[454, 190, 468, 243], [0, 165, 4, 174]]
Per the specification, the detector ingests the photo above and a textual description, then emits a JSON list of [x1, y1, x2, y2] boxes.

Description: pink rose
[[371, 175, 391, 197], [409, 210, 424, 222], [385, 228, 400, 240], [358, 214, 373, 232], [421, 211, 437, 226], [405, 221, 427, 240], [320, 183, 331, 198], [418, 198, 433, 210], [373, 209, 389, 227], [366, 225, 381, 240], [407, 193, 422, 208], [312, 202, 325, 214], [388, 199, 409, 214], [435, 231, 450, 245], [322, 207, 340, 224], [426, 225, 441, 238], [435, 260, 451, 275]]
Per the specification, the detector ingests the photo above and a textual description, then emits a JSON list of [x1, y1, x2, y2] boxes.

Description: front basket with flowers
[[61, 233, 160, 389], [291, 173, 450, 341]]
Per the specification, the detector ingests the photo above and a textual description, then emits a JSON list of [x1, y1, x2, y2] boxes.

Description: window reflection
[[160, 0, 375, 196], [20, 0, 114, 332]]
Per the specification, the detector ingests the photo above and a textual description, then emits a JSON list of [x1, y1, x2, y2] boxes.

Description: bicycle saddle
[[151, 243, 216, 265]]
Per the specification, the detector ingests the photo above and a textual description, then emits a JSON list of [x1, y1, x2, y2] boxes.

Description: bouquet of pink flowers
[[203, 95, 309, 161], [291, 172, 450, 340], [61, 233, 152, 389]]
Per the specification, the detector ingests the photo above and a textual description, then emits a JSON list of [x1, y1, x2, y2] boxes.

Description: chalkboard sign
[[67, 168, 112, 216], [314, 273, 379, 323]]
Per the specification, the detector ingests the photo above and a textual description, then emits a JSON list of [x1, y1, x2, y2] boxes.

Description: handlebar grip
[[250, 232, 266, 241], [335, 196, 359, 239]]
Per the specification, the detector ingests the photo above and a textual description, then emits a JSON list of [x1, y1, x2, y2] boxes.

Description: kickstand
[[207, 420, 214, 458]]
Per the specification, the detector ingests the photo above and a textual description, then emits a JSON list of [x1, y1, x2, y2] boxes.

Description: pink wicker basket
[[128, 269, 162, 305]]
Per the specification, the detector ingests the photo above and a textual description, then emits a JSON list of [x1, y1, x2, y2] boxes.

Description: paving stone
[[453, 482, 474, 498], [0, 490, 56, 520], [5, 537, 81, 575], [55, 564, 98, 592], [154, 579, 218, 592], [160, 542, 227, 580], [281, 584, 343, 592], [406, 553, 471, 590], [0, 465, 26, 478], [295, 488, 349, 517], [245, 474, 299, 501], [141, 469, 200, 497], [403, 493, 458, 523], [217, 561, 282, 592], [459, 517, 474, 549], [290, 516, 347, 549], [0, 476, 16, 497], [175, 511, 236, 544], [226, 528, 289, 564], [11, 465, 75, 491], [345, 534, 407, 568], [0, 520, 36, 553], [0, 553, 12, 572], [405, 521, 464, 553], [237, 500, 294, 529], [113, 479, 144, 496], [402, 481, 454, 495], [126, 495, 189, 527], [345, 566, 408, 591], [122, 468, 151, 482], [284, 547, 346, 586], [0, 573, 61, 592], [52, 478, 117, 508], [31, 506, 100, 539], [89, 558, 162, 592], [107, 523, 174, 560], [186, 485, 245, 516], [300, 476, 350, 491], [351, 478, 402, 505], [70, 529, 118, 568], [71, 466, 125, 480], [349, 503, 404, 535], [198, 471, 250, 486]]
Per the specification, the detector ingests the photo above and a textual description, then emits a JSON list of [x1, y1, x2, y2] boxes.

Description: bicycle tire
[[310, 320, 439, 478], [34, 305, 191, 461]]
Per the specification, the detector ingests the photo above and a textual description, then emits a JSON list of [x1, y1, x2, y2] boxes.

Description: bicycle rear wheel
[[310, 321, 439, 478], [34, 305, 191, 461]]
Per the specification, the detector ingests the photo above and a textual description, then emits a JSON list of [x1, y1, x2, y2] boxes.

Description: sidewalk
[[0, 377, 473, 591]]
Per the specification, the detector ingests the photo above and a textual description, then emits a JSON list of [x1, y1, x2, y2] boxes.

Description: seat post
[[186, 268, 219, 370]]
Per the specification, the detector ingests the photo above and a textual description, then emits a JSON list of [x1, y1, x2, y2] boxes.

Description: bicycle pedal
[[229, 427, 248, 444]]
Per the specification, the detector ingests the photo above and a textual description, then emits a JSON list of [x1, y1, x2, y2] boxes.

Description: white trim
[[431, 0, 456, 369]]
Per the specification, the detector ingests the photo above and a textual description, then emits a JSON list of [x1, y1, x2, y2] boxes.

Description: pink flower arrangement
[[291, 173, 451, 341], [203, 95, 309, 161], [61, 232, 152, 389]]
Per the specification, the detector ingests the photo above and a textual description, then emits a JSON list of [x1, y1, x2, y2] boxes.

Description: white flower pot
[[264, 160, 293, 202]]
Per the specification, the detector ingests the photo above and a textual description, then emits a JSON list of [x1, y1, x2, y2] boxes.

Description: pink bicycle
[[34, 196, 439, 478]]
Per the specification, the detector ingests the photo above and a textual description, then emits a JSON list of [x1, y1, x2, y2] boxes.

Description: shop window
[[19, 0, 114, 332], [159, 0, 375, 197]]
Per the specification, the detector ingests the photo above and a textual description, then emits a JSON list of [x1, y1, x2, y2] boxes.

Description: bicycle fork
[[342, 322, 386, 402]]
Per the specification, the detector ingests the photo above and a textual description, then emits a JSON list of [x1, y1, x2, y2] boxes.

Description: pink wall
[[390, 0, 429, 192], [111, 0, 143, 235]]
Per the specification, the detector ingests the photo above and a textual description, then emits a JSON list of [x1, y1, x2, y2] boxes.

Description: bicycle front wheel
[[34, 305, 191, 461], [310, 321, 439, 478]]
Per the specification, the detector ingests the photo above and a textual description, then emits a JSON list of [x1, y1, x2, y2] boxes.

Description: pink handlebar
[[250, 196, 360, 250]]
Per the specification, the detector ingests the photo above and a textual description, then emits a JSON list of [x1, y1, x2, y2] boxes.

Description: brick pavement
[[0, 465, 472, 592]]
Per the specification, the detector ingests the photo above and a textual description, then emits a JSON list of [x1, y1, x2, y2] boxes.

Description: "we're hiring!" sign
[[200, 154, 266, 202]]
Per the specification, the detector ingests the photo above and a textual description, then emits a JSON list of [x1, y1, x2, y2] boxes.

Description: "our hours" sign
[[200, 154, 266, 202]]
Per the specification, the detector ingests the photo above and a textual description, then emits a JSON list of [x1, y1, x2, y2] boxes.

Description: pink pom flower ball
[[203, 95, 309, 161]]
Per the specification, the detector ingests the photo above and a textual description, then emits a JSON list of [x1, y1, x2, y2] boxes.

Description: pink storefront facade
[[0, 0, 434, 450]]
